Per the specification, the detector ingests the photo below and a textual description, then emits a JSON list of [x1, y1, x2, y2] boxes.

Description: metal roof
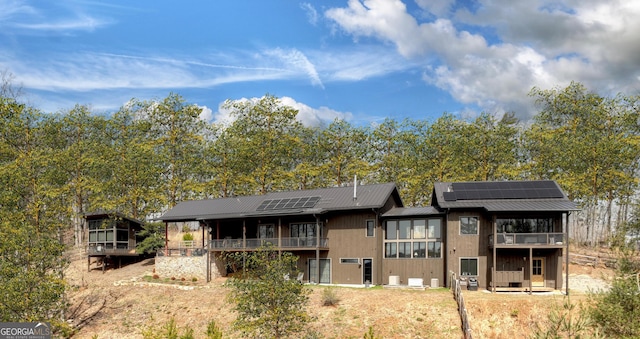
[[160, 183, 402, 221], [381, 206, 444, 218], [432, 180, 579, 212]]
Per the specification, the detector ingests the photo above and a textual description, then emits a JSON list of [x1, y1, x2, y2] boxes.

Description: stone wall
[[155, 255, 208, 280]]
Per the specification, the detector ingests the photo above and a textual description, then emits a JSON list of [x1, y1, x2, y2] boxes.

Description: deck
[[489, 232, 566, 248], [208, 237, 329, 251]]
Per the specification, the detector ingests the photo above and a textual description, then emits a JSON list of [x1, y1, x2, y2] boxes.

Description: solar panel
[[256, 196, 321, 211], [446, 181, 564, 201]]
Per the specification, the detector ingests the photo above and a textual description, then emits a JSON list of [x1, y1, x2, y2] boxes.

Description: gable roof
[[431, 180, 579, 212], [160, 183, 402, 222]]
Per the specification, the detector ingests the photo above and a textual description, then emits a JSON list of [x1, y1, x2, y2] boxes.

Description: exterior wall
[[155, 255, 209, 280], [324, 211, 379, 285], [445, 210, 490, 288], [382, 258, 444, 286]]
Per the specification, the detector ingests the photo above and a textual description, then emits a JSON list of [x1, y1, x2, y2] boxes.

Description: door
[[309, 259, 331, 284], [532, 257, 545, 287], [362, 258, 372, 285]]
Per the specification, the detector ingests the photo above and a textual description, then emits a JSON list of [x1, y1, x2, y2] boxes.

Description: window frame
[[340, 258, 360, 264], [460, 216, 479, 235], [384, 218, 444, 259], [365, 219, 375, 237], [460, 257, 479, 276]]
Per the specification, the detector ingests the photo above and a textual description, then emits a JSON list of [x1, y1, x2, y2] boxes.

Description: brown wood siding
[[382, 259, 445, 286], [446, 211, 491, 288], [325, 211, 379, 284]]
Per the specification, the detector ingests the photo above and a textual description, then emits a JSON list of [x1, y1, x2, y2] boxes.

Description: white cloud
[[210, 96, 351, 128], [264, 48, 324, 88], [300, 3, 318, 26], [326, 0, 640, 119]]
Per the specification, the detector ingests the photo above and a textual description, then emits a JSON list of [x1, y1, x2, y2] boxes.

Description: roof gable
[[160, 183, 402, 221]]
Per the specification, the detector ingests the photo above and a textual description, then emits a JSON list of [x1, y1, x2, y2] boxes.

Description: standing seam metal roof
[[160, 183, 401, 221]]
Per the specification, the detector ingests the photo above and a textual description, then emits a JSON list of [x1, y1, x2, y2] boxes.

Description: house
[[85, 212, 144, 272], [429, 180, 578, 292], [158, 180, 578, 291]]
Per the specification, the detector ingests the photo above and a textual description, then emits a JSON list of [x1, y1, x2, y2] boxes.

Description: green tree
[[136, 222, 166, 255], [222, 95, 303, 194], [587, 253, 640, 338], [224, 246, 311, 339], [319, 118, 370, 186], [0, 97, 68, 327]]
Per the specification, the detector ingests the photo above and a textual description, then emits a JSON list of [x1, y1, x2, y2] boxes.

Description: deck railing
[[208, 237, 328, 250], [489, 232, 565, 246], [87, 246, 137, 256]]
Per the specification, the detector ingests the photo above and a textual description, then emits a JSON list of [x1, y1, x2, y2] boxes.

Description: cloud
[[0, 1, 112, 33], [263, 48, 324, 88], [300, 3, 318, 26], [210, 96, 351, 128], [325, 0, 640, 119]]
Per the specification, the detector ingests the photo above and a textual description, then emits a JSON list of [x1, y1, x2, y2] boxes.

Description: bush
[[182, 232, 194, 241], [205, 320, 224, 339], [321, 287, 340, 306]]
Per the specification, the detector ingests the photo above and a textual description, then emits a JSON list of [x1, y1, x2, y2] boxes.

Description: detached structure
[[85, 212, 144, 272], [159, 180, 578, 291]]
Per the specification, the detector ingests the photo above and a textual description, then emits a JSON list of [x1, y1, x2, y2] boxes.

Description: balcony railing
[[87, 246, 138, 256], [209, 237, 328, 250], [489, 233, 565, 246]]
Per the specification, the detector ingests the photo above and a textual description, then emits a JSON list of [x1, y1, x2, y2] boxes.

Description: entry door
[[362, 259, 372, 284], [532, 257, 545, 287]]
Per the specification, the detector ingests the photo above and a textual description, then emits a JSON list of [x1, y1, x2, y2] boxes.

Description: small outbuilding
[[85, 212, 144, 272]]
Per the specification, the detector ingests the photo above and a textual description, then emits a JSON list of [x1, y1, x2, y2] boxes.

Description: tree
[[0, 97, 68, 328], [319, 118, 370, 186], [136, 222, 166, 255], [224, 246, 311, 339]]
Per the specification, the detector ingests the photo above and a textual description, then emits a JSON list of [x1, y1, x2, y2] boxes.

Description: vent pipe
[[353, 175, 357, 201]]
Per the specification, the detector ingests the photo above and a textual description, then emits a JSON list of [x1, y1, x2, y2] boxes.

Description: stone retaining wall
[[155, 255, 208, 280]]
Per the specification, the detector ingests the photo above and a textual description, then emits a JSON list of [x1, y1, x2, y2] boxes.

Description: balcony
[[87, 245, 138, 256], [208, 237, 329, 251], [489, 233, 565, 247]]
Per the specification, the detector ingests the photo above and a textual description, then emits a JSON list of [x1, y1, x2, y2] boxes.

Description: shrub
[[205, 320, 224, 339], [182, 232, 194, 241], [321, 287, 340, 306]]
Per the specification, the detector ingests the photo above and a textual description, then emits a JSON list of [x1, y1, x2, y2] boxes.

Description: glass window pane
[[386, 221, 397, 240], [97, 231, 106, 241], [89, 231, 97, 242], [428, 242, 441, 258], [385, 242, 397, 258], [291, 224, 299, 238], [117, 230, 128, 242], [399, 220, 411, 239], [413, 220, 426, 239], [398, 242, 411, 258], [460, 217, 478, 235], [106, 230, 114, 241], [428, 219, 441, 238], [366, 220, 375, 237], [413, 242, 426, 258], [460, 258, 478, 276]]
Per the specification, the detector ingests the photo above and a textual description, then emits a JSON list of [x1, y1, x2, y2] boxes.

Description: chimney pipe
[[353, 175, 357, 201]]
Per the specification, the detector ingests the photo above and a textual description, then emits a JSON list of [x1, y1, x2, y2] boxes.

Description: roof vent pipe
[[353, 175, 357, 201]]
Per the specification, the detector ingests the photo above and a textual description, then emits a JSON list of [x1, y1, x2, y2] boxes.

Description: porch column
[[278, 218, 282, 256], [492, 215, 497, 293], [164, 221, 169, 256], [242, 220, 246, 248], [565, 212, 570, 296], [529, 247, 533, 295], [315, 215, 320, 284]]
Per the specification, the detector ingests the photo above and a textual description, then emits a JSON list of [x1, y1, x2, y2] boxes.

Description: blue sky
[[2, 1, 639, 126]]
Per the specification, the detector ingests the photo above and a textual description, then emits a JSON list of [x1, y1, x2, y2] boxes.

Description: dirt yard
[[65, 258, 460, 339], [64, 256, 612, 339]]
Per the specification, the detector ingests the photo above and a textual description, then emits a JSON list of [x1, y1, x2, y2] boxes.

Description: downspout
[[529, 247, 533, 295], [492, 215, 497, 293], [164, 221, 169, 256]]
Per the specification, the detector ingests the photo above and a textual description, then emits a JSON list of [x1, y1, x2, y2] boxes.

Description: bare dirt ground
[[64, 258, 461, 339], [64, 252, 612, 339]]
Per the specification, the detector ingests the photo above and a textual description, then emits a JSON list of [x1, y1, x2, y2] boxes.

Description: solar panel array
[[443, 181, 564, 201], [256, 196, 321, 211]]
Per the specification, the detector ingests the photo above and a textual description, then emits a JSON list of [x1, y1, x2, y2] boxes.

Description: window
[[340, 258, 360, 264], [496, 218, 553, 233], [428, 219, 441, 238], [366, 220, 375, 237], [413, 220, 426, 239], [413, 242, 426, 258], [398, 242, 412, 258], [427, 242, 441, 258], [290, 223, 319, 238], [384, 218, 443, 259], [460, 217, 478, 235], [385, 221, 397, 240], [398, 220, 411, 239], [460, 258, 478, 276], [259, 224, 275, 238], [385, 242, 397, 258]]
